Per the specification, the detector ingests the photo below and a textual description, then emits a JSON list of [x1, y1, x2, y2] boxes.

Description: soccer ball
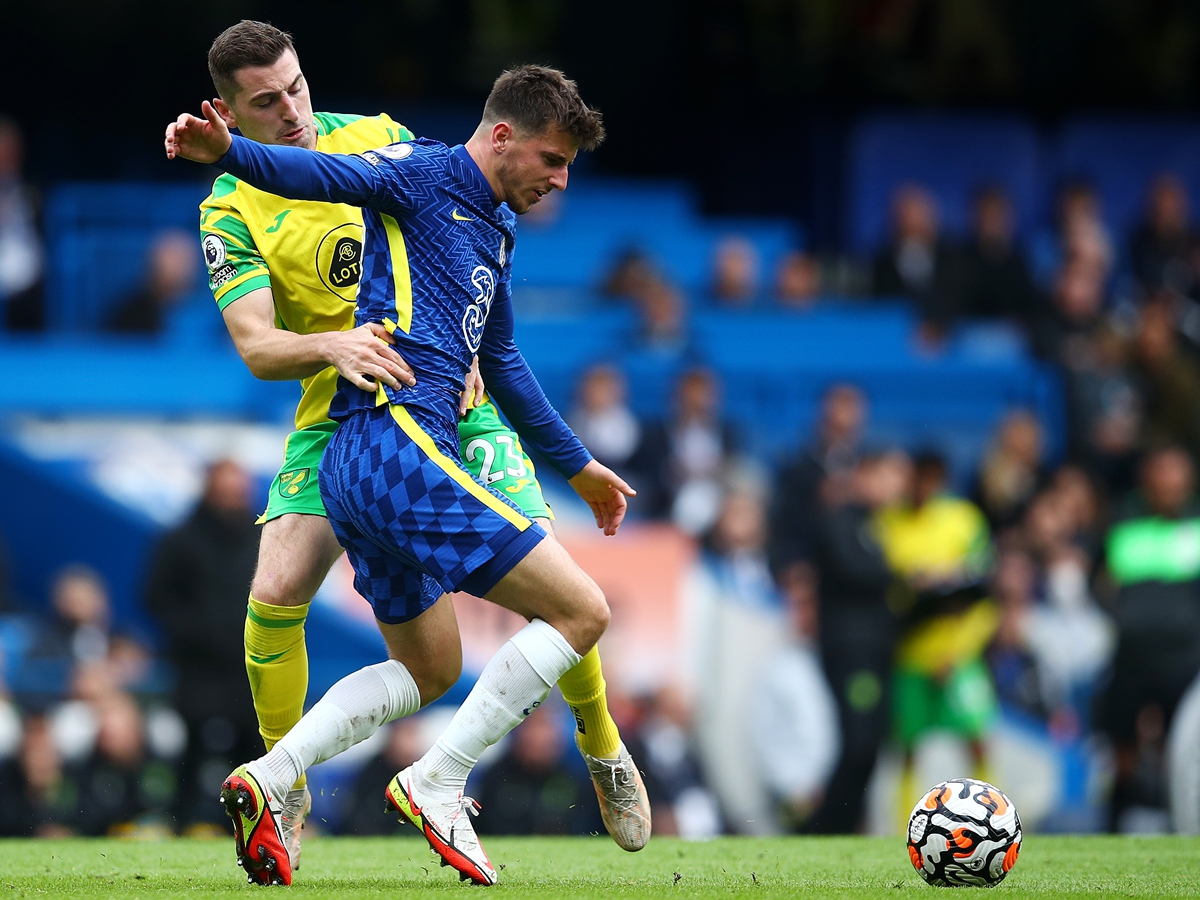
[[906, 778, 1022, 887]]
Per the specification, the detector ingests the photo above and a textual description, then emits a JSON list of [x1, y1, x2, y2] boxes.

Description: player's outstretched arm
[[223, 287, 416, 390], [166, 101, 395, 212], [569, 460, 636, 536]]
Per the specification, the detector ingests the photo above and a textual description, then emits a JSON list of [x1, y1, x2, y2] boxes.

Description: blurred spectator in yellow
[[770, 383, 868, 573], [752, 560, 840, 832], [974, 410, 1046, 528], [957, 185, 1039, 326], [1131, 174, 1195, 297], [1102, 446, 1200, 831], [711, 236, 760, 306], [0, 118, 44, 332], [871, 185, 956, 338], [1132, 298, 1200, 461], [105, 230, 199, 335], [775, 250, 821, 309], [474, 700, 600, 836], [875, 452, 998, 820], [144, 458, 261, 831]]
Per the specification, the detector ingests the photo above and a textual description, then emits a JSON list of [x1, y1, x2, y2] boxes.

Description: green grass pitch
[[2, 834, 1199, 898]]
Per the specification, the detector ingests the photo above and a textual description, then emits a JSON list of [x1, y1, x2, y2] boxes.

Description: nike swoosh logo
[[248, 651, 287, 664], [451, 208, 475, 222]]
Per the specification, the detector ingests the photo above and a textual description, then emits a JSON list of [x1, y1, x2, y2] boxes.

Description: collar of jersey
[[451, 144, 498, 208]]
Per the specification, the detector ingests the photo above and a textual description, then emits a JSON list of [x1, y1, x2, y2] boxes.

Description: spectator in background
[[751, 561, 840, 833], [770, 383, 868, 574], [474, 701, 600, 836], [1102, 446, 1200, 831], [144, 458, 261, 832], [568, 364, 653, 490], [1032, 255, 1109, 364], [33, 565, 112, 669], [957, 185, 1039, 327], [341, 717, 427, 835], [1132, 298, 1200, 461], [1131, 174, 1194, 297], [775, 250, 821, 309], [711, 236, 760, 307], [622, 686, 721, 839], [1030, 181, 1114, 290], [105, 230, 199, 335], [1064, 320, 1143, 495], [643, 368, 737, 534], [0, 118, 44, 332], [637, 278, 687, 350], [602, 248, 658, 302], [875, 452, 998, 822], [974, 410, 1046, 528], [685, 481, 788, 833], [0, 715, 73, 836], [805, 451, 907, 833], [72, 691, 176, 836], [872, 185, 956, 337]]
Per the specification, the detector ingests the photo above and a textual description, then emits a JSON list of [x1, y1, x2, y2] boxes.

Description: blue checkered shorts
[[318, 403, 546, 624]]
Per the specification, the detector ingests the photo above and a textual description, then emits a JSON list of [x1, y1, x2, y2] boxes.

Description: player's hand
[[164, 100, 233, 164], [459, 355, 486, 417], [325, 323, 417, 392], [568, 460, 636, 536]]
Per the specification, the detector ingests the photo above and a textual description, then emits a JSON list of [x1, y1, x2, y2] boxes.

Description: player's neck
[[464, 133, 503, 206]]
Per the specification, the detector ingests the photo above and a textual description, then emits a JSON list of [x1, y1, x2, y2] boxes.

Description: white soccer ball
[[906, 778, 1022, 887]]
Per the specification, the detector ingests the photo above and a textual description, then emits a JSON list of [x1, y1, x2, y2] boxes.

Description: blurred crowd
[[3, 102, 1200, 840]]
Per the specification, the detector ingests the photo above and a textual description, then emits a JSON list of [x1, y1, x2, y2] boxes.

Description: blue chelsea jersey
[[216, 135, 591, 479]]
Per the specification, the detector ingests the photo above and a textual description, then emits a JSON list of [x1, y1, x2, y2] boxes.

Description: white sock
[[250, 658, 420, 800], [415, 619, 581, 796]]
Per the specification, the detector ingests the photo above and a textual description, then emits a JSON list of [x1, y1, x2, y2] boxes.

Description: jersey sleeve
[[477, 257, 593, 480], [217, 135, 436, 219], [198, 201, 271, 310]]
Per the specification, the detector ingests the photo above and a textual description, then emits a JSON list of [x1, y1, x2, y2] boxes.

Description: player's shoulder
[[200, 172, 245, 213], [358, 136, 449, 171], [316, 111, 417, 153]]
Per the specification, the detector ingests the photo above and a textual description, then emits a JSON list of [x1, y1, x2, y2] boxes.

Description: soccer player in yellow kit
[[194, 20, 647, 873]]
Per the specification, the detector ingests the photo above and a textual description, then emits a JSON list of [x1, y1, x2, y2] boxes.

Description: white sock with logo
[[414, 619, 581, 797], [249, 659, 421, 800]]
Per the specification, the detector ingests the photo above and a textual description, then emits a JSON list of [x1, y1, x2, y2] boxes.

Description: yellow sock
[[557, 646, 621, 759], [245, 595, 309, 788]]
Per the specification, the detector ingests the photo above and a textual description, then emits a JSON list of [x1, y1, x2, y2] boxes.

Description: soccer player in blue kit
[[167, 67, 637, 885]]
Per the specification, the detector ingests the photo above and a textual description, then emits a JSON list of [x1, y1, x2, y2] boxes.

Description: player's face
[[497, 127, 578, 215], [219, 50, 316, 150]]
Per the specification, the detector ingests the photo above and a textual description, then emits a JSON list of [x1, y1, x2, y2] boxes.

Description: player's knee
[[409, 651, 463, 707], [573, 581, 610, 651]]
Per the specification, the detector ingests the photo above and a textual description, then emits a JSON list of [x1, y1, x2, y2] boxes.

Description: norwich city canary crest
[[278, 468, 310, 497]]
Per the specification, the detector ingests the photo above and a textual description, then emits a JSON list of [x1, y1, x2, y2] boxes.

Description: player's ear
[[213, 98, 238, 130], [490, 121, 514, 154]]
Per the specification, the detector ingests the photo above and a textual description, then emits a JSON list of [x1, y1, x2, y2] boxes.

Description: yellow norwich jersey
[[875, 495, 991, 582], [199, 112, 415, 430]]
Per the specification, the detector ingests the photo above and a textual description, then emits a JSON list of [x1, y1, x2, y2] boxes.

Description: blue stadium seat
[[845, 113, 1043, 255]]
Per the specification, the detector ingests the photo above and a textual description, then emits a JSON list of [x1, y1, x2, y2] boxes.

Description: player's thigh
[[377, 594, 462, 707], [253, 513, 345, 607], [483, 536, 608, 654]]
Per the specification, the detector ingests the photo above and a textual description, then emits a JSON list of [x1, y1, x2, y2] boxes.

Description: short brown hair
[[482, 65, 605, 151], [208, 20, 297, 101]]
